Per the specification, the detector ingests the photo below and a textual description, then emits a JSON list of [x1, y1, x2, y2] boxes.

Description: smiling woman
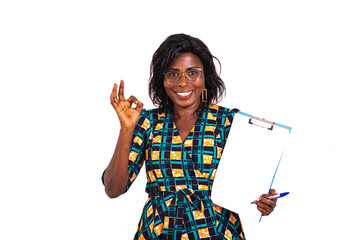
[[163, 53, 205, 119], [149, 34, 226, 111], [102, 34, 278, 240]]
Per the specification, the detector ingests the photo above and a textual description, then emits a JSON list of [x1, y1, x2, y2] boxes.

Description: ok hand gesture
[[110, 80, 143, 128]]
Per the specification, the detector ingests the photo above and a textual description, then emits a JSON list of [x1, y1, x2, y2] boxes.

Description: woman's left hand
[[253, 189, 278, 216]]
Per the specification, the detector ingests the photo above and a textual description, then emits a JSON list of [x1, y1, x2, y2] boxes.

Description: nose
[[177, 72, 189, 86]]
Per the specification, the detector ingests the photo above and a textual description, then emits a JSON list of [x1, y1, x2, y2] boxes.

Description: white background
[[1, 0, 358, 239]]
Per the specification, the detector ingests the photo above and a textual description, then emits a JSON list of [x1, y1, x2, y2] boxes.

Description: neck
[[173, 102, 202, 120]]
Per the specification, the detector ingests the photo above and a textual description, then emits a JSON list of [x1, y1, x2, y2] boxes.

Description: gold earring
[[201, 88, 207, 102]]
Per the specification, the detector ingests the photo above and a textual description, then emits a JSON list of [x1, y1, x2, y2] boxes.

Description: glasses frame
[[163, 67, 203, 83]]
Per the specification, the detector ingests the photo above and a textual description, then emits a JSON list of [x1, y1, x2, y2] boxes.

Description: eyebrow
[[166, 67, 202, 71]]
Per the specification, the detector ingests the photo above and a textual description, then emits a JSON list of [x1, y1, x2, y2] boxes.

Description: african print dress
[[103, 104, 246, 240]]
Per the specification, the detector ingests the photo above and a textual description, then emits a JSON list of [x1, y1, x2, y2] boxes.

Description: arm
[[103, 80, 143, 198], [104, 126, 135, 198]]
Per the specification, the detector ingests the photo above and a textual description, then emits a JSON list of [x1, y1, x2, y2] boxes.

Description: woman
[[102, 34, 277, 240]]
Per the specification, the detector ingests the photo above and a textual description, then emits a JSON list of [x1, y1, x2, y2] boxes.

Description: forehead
[[167, 52, 203, 69]]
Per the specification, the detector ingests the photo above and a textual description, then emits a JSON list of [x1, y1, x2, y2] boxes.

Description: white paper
[[211, 112, 290, 238]]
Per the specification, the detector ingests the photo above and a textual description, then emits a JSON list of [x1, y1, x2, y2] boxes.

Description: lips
[[175, 91, 193, 99]]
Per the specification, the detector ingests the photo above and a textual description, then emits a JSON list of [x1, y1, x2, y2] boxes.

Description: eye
[[169, 72, 179, 77], [164, 71, 179, 80], [165, 71, 179, 78], [187, 70, 200, 77]]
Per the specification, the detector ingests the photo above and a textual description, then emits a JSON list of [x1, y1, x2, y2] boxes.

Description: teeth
[[177, 91, 192, 96]]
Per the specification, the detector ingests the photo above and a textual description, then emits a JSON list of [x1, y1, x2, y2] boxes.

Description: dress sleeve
[[223, 108, 240, 143], [124, 109, 151, 192], [101, 109, 152, 193]]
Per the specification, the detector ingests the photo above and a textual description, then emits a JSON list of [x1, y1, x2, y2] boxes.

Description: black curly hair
[[149, 33, 226, 110]]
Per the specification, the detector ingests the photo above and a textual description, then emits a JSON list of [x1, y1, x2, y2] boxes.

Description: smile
[[176, 91, 193, 96], [175, 91, 194, 100]]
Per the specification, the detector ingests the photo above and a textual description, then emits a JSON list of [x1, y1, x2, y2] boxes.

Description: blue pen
[[251, 192, 289, 204]]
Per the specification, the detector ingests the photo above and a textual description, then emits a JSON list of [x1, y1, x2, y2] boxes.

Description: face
[[163, 52, 205, 111]]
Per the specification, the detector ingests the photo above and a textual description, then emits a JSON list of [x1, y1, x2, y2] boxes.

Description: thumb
[[270, 189, 278, 195]]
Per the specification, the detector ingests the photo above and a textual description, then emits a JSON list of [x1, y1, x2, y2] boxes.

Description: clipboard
[[211, 111, 291, 237]]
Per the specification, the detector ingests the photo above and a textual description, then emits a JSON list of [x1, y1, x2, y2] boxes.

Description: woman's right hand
[[110, 80, 143, 128]]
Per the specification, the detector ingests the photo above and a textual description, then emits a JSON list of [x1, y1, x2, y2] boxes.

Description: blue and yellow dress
[[103, 104, 245, 240]]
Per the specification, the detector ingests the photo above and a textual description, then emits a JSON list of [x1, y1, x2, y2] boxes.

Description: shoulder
[[207, 104, 239, 124], [136, 107, 166, 130], [142, 107, 166, 122], [205, 105, 240, 140], [207, 104, 239, 114]]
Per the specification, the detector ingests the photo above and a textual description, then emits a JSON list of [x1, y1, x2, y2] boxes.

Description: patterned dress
[[103, 104, 246, 240]]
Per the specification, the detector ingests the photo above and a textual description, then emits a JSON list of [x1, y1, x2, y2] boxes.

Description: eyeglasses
[[164, 68, 203, 83]]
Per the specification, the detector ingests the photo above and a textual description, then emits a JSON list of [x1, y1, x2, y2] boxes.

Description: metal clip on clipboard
[[249, 116, 275, 130]]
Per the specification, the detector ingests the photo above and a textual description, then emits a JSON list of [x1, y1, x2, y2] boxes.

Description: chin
[[173, 99, 201, 109]]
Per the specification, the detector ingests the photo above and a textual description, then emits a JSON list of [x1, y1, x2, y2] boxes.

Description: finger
[[254, 200, 274, 215], [135, 101, 144, 112], [118, 80, 125, 101], [254, 200, 272, 215], [258, 196, 276, 210], [269, 189, 278, 195], [257, 206, 271, 216], [127, 95, 139, 107], [111, 83, 118, 103], [259, 193, 276, 201], [259, 190, 278, 206], [260, 189, 277, 198], [259, 197, 277, 208]]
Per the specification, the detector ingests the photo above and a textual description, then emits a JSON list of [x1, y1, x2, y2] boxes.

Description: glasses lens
[[185, 69, 201, 81], [164, 69, 202, 82], [164, 71, 180, 82]]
